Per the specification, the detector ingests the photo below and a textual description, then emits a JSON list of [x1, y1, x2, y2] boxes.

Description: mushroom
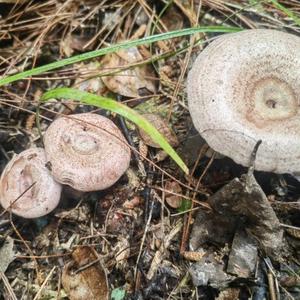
[[44, 113, 131, 191], [0, 148, 62, 218], [187, 29, 300, 175]]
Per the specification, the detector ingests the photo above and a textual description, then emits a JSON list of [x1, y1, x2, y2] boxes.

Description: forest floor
[[0, 1, 300, 299]]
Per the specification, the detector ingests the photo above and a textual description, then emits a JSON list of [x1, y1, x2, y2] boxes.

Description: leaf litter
[[0, 1, 300, 299]]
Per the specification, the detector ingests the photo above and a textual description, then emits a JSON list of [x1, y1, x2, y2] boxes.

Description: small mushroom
[[0, 148, 62, 218], [44, 113, 131, 191], [187, 29, 300, 175]]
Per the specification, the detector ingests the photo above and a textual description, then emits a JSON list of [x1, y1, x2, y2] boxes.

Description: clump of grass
[[0, 26, 240, 173]]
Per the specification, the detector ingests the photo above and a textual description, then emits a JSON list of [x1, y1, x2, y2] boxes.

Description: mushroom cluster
[[187, 29, 300, 175], [0, 113, 131, 218]]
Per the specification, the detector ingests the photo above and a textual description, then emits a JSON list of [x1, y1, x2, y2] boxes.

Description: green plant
[[0, 26, 241, 173]]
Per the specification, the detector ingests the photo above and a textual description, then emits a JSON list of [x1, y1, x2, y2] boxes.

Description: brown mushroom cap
[[44, 113, 131, 191], [0, 148, 62, 218], [187, 29, 300, 174]]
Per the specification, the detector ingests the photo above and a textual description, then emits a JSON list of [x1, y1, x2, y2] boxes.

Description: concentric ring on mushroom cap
[[0, 148, 62, 218], [44, 113, 131, 191], [187, 29, 300, 174]]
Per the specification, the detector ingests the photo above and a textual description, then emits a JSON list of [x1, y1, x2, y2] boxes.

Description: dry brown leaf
[[165, 181, 182, 209], [73, 62, 106, 96], [215, 288, 240, 300], [161, 6, 184, 31], [61, 34, 95, 57], [101, 47, 156, 97], [62, 246, 109, 300], [139, 113, 178, 148], [183, 250, 205, 262]]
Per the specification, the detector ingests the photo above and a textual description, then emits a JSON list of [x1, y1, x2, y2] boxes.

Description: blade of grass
[[269, 0, 300, 26], [41, 87, 189, 174], [0, 26, 241, 87]]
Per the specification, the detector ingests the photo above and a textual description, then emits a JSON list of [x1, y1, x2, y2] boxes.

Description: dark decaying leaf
[[208, 173, 283, 259], [191, 172, 283, 260], [62, 246, 109, 300]]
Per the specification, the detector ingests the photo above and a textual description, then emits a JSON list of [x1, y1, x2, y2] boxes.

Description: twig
[[33, 266, 56, 300], [0, 271, 18, 300], [134, 200, 154, 280]]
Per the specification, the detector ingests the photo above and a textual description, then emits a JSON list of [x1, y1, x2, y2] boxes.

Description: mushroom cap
[[0, 148, 62, 218], [187, 29, 300, 174], [44, 113, 131, 191]]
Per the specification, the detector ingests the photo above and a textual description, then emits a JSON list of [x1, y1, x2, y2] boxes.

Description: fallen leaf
[[101, 47, 156, 97], [139, 113, 178, 148], [216, 288, 240, 300], [73, 62, 106, 96], [165, 181, 183, 208], [113, 237, 130, 268], [0, 236, 15, 273], [62, 246, 109, 300], [162, 6, 184, 31]]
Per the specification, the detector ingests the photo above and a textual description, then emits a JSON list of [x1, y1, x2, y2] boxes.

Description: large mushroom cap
[[187, 29, 300, 174], [44, 113, 131, 191], [0, 148, 62, 218]]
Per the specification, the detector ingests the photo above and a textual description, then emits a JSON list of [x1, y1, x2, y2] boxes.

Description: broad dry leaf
[[62, 246, 109, 300], [139, 113, 178, 148], [162, 6, 184, 31], [165, 181, 182, 209], [73, 62, 106, 96], [101, 47, 156, 97]]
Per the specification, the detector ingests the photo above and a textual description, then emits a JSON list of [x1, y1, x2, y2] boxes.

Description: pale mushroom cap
[[187, 29, 300, 174], [0, 148, 62, 218], [44, 113, 131, 191]]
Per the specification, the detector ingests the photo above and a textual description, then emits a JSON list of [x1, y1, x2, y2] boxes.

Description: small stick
[[248, 139, 262, 176]]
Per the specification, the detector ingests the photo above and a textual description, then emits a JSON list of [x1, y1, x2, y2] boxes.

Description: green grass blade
[[269, 0, 300, 26], [41, 88, 189, 174], [0, 26, 240, 87]]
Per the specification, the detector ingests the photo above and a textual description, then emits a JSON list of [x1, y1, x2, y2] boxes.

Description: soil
[[0, 1, 300, 299]]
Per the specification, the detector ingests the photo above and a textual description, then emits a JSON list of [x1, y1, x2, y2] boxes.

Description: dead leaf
[[73, 62, 106, 96], [62, 246, 109, 300], [0, 237, 15, 273], [162, 6, 184, 31], [216, 288, 240, 300], [208, 173, 283, 259], [123, 196, 141, 209], [165, 181, 182, 208], [113, 237, 130, 268], [101, 47, 156, 97], [139, 113, 178, 148]]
